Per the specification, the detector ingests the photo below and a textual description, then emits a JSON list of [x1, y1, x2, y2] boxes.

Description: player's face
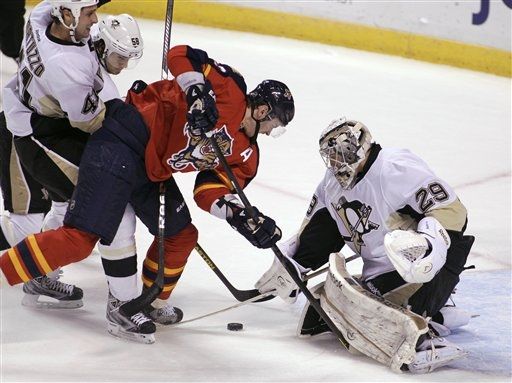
[[75, 5, 98, 40], [258, 117, 284, 136], [105, 52, 130, 74]]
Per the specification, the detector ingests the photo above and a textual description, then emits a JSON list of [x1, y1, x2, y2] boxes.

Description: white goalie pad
[[320, 253, 429, 372]]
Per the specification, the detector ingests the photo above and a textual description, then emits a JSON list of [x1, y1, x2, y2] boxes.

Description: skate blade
[[22, 294, 83, 309], [107, 322, 155, 344]]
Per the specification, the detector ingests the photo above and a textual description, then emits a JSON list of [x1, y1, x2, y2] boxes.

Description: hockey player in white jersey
[[1, 0, 154, 343], [256, 117, 475, 373]]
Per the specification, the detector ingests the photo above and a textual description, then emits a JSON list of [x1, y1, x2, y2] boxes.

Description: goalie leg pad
[[321, 253, 429, 372]]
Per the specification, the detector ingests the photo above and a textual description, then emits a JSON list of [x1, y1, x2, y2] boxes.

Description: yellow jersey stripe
[[144, 257, 185, 275], [7, 249, 30, 282], [27, 235, 53, 274]]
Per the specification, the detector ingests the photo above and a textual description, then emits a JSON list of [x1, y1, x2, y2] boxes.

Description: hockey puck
[[227, 322, 243, 331]]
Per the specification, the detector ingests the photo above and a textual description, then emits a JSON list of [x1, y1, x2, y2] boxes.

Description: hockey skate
[[106, 292, 156, 344], [144, 298, 184, 325], [404, 332, 468, 374], [22, 269, 83, 309], [430, 293, 475, 336]]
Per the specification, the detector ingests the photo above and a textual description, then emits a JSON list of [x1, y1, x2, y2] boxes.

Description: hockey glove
[[186, 80, 218, 136], [255, 255, 310, 304], [227, 207, 282, 249], [384, 217, 450, 283]]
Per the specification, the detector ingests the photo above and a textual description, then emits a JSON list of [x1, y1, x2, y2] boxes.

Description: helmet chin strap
[[57, 11, 83, 44], [249, 105, 262, 144]]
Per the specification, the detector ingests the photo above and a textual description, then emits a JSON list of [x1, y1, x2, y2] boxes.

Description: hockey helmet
[[248, 80, 295, 127], [319, 117, 373, 189], [94, 14, 144, 72]]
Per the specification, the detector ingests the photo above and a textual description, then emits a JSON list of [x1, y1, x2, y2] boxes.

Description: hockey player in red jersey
[[0, 45, 294, 342]]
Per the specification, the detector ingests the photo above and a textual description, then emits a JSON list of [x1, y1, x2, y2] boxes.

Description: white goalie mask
[[48, 0, 99, 43], [94, 14, 144, 74], [319, 117, 373, 189]]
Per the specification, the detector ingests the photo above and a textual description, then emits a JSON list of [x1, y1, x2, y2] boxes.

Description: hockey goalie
[[255, 117, 475, 373]]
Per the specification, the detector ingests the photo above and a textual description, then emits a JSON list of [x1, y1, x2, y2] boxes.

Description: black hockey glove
[[227, 207, 282, 249], [186, 80, 219, 136], [98, 0, 111, 7]]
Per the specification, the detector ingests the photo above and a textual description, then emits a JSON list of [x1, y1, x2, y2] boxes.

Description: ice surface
[[1, 15, 510, 382]]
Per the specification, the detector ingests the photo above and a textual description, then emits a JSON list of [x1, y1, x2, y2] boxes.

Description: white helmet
[[319, 117, 373, 189], [94, 14, 144, 71], [48, 0, 98, 42]]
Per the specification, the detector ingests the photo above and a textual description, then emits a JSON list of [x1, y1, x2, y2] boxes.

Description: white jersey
[[3, 0, 105, 137], [308, 146, 458, 281]]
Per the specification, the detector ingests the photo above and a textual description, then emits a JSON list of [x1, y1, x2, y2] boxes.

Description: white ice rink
[[1, 15, 511, 382]]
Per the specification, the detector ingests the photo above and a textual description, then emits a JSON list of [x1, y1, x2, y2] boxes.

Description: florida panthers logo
[[168, 124, 233, 171], [332, 196, 379, 254]]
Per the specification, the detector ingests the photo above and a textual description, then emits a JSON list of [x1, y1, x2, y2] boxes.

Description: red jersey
[[126, 45, 259, 212]]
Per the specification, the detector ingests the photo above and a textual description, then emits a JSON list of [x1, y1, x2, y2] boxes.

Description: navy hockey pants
[[64, 99, 192, 245]]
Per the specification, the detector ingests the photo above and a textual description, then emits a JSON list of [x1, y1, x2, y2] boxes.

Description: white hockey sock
[[106, 274, 140, 302]]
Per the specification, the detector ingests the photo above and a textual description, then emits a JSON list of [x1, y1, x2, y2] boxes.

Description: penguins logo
[[168, 124, 233, 171], [332, 196, 380, 253]]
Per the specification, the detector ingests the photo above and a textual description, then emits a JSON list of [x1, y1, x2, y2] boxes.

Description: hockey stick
[[205, 133, 350, 349], [171, 256, 361, 327], [161, 0, 174, 80], [195, 242, 274, 303], [304, 253, 360, 281], [120, 183, 166, 316], [119, 0, 175, 315], [170, 291, 274, 327]]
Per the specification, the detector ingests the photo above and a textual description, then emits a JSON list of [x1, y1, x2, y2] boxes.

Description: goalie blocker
[[297, 253, 467, 373]]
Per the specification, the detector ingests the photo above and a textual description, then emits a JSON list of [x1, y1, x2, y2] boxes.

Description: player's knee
[[163, 223, 198, 264], [180, 222, 198, 252], [99, 205, 136, 260], [444, 234, 474, 276], [61, 226, 99, 263]]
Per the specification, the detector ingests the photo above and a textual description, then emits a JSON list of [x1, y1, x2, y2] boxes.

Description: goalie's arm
[[294, 207, 346, 270]]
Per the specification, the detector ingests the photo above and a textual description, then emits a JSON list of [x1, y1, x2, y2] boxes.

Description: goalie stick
[[195, 243, 274, 302], [205, 132, 350, 349]]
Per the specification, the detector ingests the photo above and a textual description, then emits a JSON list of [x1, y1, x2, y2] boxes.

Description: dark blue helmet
[[248, 80, 295, 126]]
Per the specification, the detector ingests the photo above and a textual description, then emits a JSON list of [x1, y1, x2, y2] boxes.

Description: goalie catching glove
[[186, 80, 219, 136], [384, 216, 451, 283]]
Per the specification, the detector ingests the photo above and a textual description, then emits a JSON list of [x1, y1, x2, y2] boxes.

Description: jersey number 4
[[81, 90, 100, 114]]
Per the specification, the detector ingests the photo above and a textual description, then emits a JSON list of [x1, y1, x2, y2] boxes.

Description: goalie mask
[[94, 14, 144, 74], [319, 117, 372, 189], [247, 80, 295, 138]]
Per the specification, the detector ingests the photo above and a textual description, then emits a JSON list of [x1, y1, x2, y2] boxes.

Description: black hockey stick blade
[[195, 243, 275, 303], [120, 282, 162, 317], [120, 183, 166, 316]]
